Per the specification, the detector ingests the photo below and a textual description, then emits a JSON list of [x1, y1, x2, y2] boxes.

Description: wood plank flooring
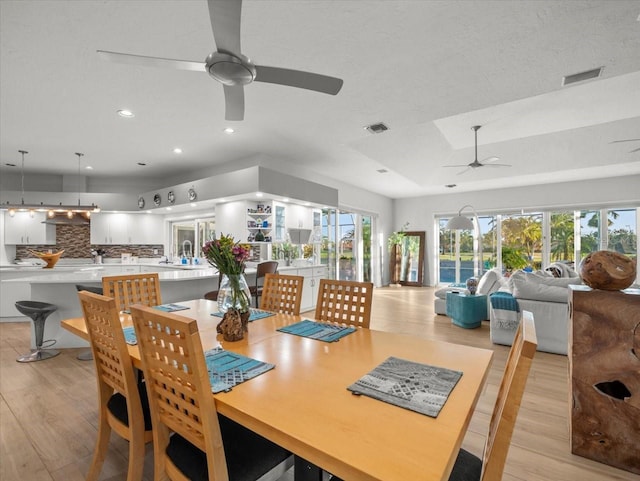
[[1, 286, 637, 481]]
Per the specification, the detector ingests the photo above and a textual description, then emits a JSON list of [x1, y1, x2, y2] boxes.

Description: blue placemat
[[122, 326, 137, 345], [211, 308, 276, 321], [277, 319, 356, 342], [347, 356, 462, 418], [154, 303, 190, 312], [204, 347, 275, 393]]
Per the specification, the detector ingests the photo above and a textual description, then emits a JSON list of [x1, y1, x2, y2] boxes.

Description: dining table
[[62, 298, 494, 481]]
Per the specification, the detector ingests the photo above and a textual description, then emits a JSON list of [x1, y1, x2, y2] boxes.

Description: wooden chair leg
[[125, 429, 146, 481], [86, 412, 112, 481]]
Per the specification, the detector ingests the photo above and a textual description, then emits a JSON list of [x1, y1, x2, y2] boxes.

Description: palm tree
[[550, 213, 574, 262]]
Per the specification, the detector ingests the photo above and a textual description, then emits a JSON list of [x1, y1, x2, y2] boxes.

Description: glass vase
[[217, 274, 251, 314]]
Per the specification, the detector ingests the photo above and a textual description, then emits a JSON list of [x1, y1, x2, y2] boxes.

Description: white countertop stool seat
[[15, 300, 60, 362]]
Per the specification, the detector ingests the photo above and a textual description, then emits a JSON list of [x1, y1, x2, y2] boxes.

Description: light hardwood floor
[[1, 287, 637, 481]]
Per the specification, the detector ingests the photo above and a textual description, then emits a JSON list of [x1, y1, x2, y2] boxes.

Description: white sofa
[[490, 269, 583, 355], [434, 267, 506, 316]]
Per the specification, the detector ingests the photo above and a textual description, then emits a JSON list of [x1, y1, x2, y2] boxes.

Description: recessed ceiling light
[[166, 207, 172, 211], [219, 198, 226, 202], [190, 203, 197, 207], [85, 166, 93, 170], [173, 148, 182, 154], [117, 109, 135, 118], [377, 169, 388, 173], [224, 127, 235, 134], [282, 198, 289, 202], [256, 192, 263, 197], [137, 162, 146, 166]]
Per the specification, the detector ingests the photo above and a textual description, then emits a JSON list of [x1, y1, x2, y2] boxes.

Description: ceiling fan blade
[[223, 84, 245, 121], [444, 164, 471, 168], [481, 163, 511, 167], [456, 167, 471, 175], [208, 0, 242, 55], [254, 65, 343, 95], [610, 139, 640, 144], [479, 156, 500, 164], [97, 50, 205, 72], [629, 147, 640, 153]]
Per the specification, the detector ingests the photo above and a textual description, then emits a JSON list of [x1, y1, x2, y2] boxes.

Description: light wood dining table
[[62, 298, 493, 481]]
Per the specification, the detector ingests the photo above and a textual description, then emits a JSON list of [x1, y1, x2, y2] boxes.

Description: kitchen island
[[2, 266, 223, 348], [2, 262, 326, 349]]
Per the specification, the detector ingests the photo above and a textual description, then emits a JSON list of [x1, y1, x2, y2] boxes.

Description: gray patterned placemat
[[347, 356, 462, 417]]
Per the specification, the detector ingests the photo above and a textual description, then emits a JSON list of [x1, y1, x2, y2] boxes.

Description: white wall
[[394, 174, 640, 286]]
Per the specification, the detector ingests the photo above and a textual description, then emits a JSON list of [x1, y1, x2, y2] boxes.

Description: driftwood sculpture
[[216, 309, 250, 342], [579, 250, 636, 290]]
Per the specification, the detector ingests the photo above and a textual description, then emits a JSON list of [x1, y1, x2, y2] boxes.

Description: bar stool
[[15, 300, 60, 363]]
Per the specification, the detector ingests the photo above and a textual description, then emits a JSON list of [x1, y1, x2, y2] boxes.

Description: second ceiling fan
[[445, 125, 511, 175], [98, 0, 343, 121]]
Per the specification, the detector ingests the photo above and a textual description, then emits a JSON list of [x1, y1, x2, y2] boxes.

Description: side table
[[446, 292, 487, 328]]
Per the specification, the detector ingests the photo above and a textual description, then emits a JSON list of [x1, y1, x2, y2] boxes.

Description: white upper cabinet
[[90, 213, 164, 245], [285, 204, 313, 230], [4, 212, 56, 245]]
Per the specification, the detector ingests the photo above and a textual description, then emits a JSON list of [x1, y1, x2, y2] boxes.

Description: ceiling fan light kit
[[97, 0, 344, 121]]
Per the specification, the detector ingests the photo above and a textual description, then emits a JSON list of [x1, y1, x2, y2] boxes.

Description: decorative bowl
[[29, 249, 65, 269]]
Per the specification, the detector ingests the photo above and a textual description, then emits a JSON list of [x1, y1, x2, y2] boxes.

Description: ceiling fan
[[609, 139, 640, 153], [444, 125, 511, 175], [97, 0, 343, 121]]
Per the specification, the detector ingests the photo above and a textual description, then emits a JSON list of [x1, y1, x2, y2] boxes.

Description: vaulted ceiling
[[1, 0, 639, 199]]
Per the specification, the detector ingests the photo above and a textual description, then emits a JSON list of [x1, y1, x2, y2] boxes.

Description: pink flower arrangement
[[202, 234, 251, 275]]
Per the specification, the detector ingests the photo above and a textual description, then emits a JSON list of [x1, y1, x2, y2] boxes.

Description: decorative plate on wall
[[168, 191, 176, 204], [153, 193, 161, 207], [188, 188, 197, 202], [138, 196, 145, 209]]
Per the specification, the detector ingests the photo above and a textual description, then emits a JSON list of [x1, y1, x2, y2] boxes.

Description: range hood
[[42, 213, 90, 225], [287, 228, 312, 244]]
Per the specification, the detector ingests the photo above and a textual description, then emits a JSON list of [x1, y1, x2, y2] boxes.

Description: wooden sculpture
[[579, 250, 636, 290]]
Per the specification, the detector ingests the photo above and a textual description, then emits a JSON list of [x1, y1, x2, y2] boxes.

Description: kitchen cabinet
[[296, 265, 328, 312], [4, 212, 55, 245], [91, 213, 164, 245]]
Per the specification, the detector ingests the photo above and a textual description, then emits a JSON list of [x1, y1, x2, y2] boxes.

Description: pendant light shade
[[445, 215, 474, 230]]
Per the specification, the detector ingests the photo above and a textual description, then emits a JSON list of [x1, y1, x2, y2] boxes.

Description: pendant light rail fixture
[[2, 150, 100, 218]]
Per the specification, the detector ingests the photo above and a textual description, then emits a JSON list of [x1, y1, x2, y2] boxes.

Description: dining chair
[[102, 272, 162, 312], [259, 273, 304, 315], [129, 304, 293, 481], [447, 310, 537, 480], [250, 261, 279, 307], [74, 284, 104, 361], [314, 279, 374, 328], [77, 290, 153, 481]]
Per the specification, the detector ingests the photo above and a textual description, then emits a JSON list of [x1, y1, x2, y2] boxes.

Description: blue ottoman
[[446, 293, 488, 329]]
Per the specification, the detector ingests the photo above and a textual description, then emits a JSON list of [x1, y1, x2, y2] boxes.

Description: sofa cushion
[[477, 268, 504, 295], [434, 284, 468, 300], [508, 270, 581, 303]]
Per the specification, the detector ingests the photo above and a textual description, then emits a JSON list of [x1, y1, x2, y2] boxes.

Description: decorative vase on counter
[[466, 277, 478, 295], [216, 274, 251, 341]]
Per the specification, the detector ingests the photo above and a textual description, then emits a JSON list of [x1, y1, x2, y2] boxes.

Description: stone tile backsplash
[[15, 224, 164, 260]]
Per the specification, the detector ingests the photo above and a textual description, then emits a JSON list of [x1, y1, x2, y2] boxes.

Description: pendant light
[[2, 150, 100, 217]]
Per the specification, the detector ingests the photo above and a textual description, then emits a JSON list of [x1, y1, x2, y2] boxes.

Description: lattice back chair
[[102, 273, 162, 313], [449, 310, 537, 481], [77, 290, 153, 481], [130, 305, 292, 481], [314, 279, 374, 329], [250, 261, 279, 307], [259, 273, 304, 315]]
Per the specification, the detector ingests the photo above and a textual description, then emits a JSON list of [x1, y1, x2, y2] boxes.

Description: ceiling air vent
[[365, 122, 389, 134], [562, 67, 603, 86]]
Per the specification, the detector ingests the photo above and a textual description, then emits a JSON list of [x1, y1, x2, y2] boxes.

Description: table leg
[[294, 456, 323, 481]]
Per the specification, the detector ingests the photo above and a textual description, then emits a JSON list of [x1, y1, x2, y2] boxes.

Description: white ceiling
[[1, 0, 640, 199]]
